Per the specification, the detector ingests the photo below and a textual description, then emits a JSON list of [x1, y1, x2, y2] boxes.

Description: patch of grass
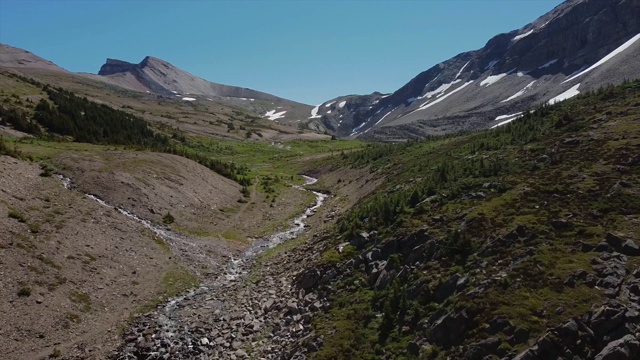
[[162, 212, 175, 225], [29, 223, 41, 233], [8, 208, 27, 223], [37, 254, 62, 270], [221, 230, 248, 244], [49, 347, 62, 358], [17, 287, 31, 297], [64, 312, 82, 323], [47, 276, 67, 291], [161, 266, 199, 298], [69, 290, 91, 312]]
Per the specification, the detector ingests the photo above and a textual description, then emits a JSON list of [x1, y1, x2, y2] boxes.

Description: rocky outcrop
[[98, 58, 138, 76]]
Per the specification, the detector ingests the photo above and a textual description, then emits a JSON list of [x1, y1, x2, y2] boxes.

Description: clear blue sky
[[1, 0, 563, 105]]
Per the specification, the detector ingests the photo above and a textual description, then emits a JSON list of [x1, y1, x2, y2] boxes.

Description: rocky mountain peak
[[318, 0, 640, 140], [98, 58, 137, 75]]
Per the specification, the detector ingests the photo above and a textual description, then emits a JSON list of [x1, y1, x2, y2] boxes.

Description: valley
[[1, 0, 640, 359]]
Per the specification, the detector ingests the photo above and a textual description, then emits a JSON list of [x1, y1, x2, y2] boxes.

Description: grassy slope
[[307, 80, 640, 359]]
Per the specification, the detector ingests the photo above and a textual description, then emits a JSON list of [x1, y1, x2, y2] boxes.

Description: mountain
[[0, 43, 67, 72], [85, 56, 314, 126], [0, 44, 315, 129], [317, 0, 640, 140], [92, 56, 286, 102]]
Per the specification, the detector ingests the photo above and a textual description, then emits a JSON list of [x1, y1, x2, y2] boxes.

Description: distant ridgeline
[[0, 73, 250, 186]]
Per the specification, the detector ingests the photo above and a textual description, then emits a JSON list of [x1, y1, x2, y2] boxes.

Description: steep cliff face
[[97, 58, 138, 75], [323, 0, 640, 140]]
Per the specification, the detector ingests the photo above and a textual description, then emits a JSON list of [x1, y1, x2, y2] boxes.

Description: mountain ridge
[[313, 0, 640, 140]]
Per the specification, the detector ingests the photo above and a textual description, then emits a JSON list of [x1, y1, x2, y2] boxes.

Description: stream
[[59, 174, 327, 358]]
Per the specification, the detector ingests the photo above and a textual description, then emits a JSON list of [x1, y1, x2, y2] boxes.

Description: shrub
[[17, 287, 31, 297], [162, 212, 175, 224]]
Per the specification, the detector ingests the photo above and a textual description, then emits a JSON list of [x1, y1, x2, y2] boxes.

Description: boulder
[[621, 239, 640, 256], [296, 269, 321, 290], [464, 337, 500, 360], [349, 232, 369, 250], [429, 310, 472, 347], [374, 269, 395, 290], [605, 233, 625, 248], [550, 219, 572, 231], [594, 334, 640, 360]]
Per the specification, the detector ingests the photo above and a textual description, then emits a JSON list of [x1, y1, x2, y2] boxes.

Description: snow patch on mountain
[[420, 79, 462, 100], [540, 59, 558, 69], [456, 61, 470, 79], [564, 33, 640, 83], [548, 84, 581, 105], [182, 97, 196, 101], [374, 110, 394, 126], [324, 101, 336, 108], [501, 81, 536, 103], [309, 105, 322, 119], [512, 29, 534, 42], [485, 60, 499, 70], [412, 81, 474, 114], [265, 109, 287, 120], [491, 112, 523, 128], [338, 100, 347, 108], [481, 73, 508, 87]]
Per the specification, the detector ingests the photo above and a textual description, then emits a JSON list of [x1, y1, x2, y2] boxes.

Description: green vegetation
[[69, 290, 91, 312], [162, 212, 175, 225], [17, 287, 32, 297], [308, 79, 640, 359], [161, 266, 199, 298], [7, 208, 28, 223]]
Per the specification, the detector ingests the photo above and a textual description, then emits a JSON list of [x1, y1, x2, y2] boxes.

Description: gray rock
[[429, 310, 471, 347], [407, 341, 420, 356], [296, 269, 320, 290], [349, 232, 369, 250], [550, 219, 572, 231], [605, 233, 625, 248], [374, 269, 395, 290], [235, 349, 248, 358], [434, 274, 462, 302], [594, 334, 640, 360], [621, 239, 640, 256]]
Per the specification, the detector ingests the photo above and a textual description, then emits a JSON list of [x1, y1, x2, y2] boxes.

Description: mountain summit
[[316, 0, 640, 140], [95, 55, 285, 102]]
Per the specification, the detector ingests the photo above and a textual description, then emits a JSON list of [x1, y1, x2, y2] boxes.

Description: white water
[[225, 175, 327, 280]]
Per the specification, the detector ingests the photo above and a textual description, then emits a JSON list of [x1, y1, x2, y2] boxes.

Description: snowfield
[[480, 73, 508, 87], [539, 59, 558, 69], [182, 97, 196, 101], [374, 110, 393, 126], [456, 61, 470, 79], [491, 112, 523, 128], [412, 81, 474, 114], [512, 29, 534, 42], [501, 81, 536, 103], [309, 105, 322, 119], [548, 84, 581, 105], [338, 100, 347, 108], [564, 33, 640, 83], [420, 79, 461, 100], [264, 109, 287, 121]]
